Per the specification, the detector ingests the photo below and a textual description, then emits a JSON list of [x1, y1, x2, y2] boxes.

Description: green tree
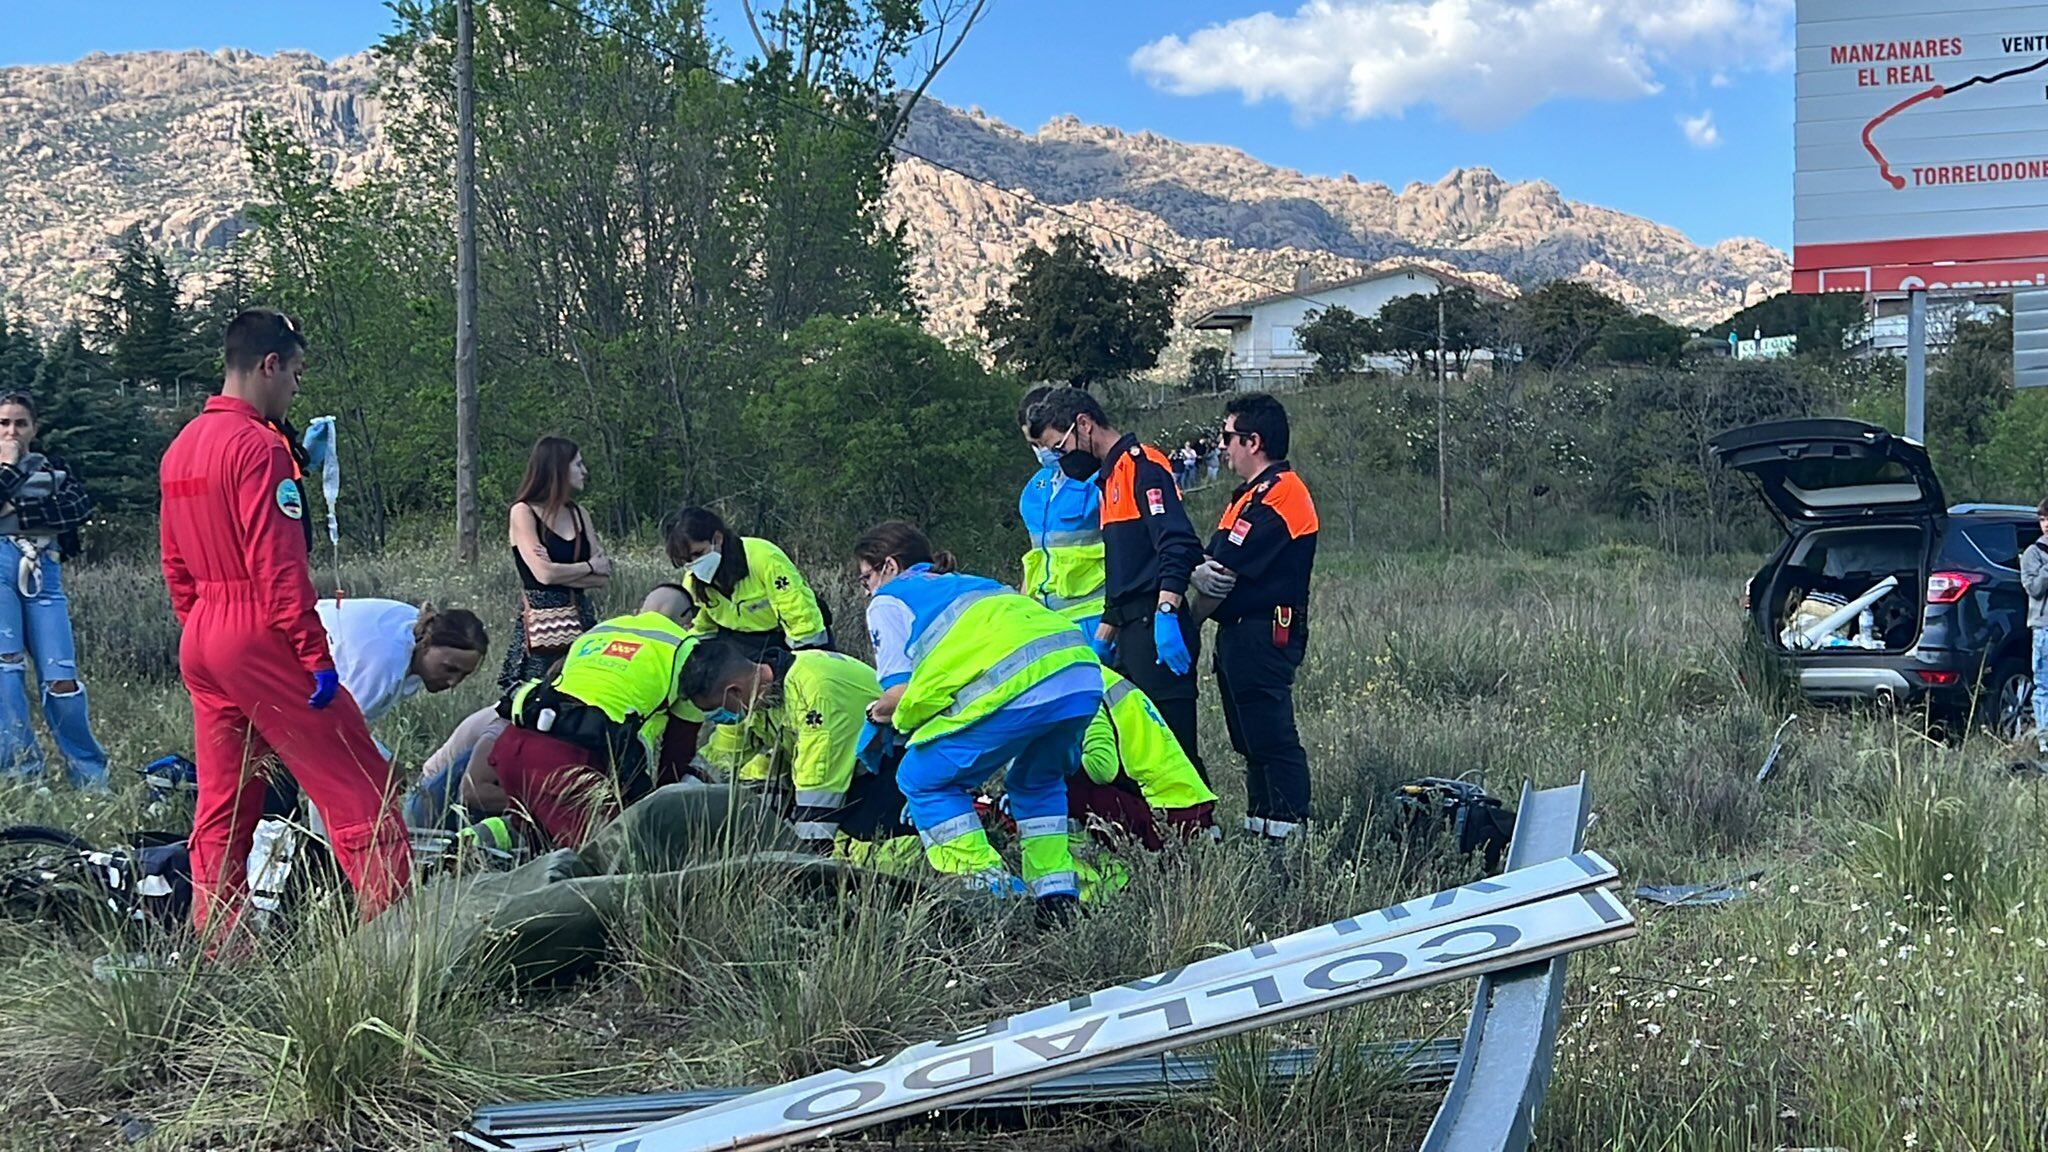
[[1599, 313, 1688, 366], [1296, 304, 1380, 379], [89, 226, 206, 401], [1186, 345, 1229, 394], [1376, 287, 1487, 375], [1709, 291, 1865, 360], [29, 324, 163, 528], [976, 232, 1187, 386], [236, 113, 459, 548], [0, 304, 42, 394], [1513, 280, 1629, 370], [743, 315, 1015, 552]]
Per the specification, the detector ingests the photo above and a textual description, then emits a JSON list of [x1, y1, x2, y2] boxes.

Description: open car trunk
[[1756, 523, 1930, 655]]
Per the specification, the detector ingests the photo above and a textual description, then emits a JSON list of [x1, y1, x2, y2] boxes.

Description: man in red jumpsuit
[[159, 308, 410, 936]]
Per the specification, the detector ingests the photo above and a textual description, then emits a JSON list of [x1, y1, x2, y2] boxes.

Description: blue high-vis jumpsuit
[[1019, 463, 1105, 638]]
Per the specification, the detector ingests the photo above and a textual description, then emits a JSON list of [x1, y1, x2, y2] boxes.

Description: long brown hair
[[853, 521, 956, 575], [514, 436, 581, 521]]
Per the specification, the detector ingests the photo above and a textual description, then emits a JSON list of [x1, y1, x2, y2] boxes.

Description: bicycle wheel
[[0, 825, 115, 931]]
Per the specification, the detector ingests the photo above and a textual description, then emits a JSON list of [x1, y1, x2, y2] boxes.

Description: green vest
[[895, 590, 1097, 745], [1082, 666, 1217, 810], [1021, 535, 1107, 623], [545, 613, 701, 753]]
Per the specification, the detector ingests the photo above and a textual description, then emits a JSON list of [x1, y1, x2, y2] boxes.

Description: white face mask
[[1034, 445, 1061, 468], [687, 550, 722, 582]]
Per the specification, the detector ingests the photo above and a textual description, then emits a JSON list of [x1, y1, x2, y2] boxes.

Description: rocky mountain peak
[[0, 49, 1788, 339]]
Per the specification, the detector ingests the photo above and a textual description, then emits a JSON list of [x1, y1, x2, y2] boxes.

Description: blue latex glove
[[308, 668, 341, 710], [300, 415, 337, 473], [856, 719, 902, 773], [1090, 634, 1118, 665], [1153, 610, 1192, 676]]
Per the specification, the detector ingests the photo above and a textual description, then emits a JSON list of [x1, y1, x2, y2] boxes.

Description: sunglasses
[[1220, 429, 1254, 445]]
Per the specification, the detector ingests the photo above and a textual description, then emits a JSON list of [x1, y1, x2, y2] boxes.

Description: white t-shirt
[[315, 597, 425, 724]]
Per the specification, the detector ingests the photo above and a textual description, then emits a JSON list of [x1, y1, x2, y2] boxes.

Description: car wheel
[[1987, 657, 2033, 743]]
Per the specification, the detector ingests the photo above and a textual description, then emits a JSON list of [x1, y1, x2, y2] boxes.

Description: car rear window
[[1961, 523, 2023, 569]]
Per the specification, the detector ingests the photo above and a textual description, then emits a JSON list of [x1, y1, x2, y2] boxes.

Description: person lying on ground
[[1072, 665, 1219, 850], [680, 638, 923, 873], [463, 585, 703, 849]]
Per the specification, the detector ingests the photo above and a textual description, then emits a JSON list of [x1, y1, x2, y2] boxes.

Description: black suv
[[1711, 418, 2037, 735]]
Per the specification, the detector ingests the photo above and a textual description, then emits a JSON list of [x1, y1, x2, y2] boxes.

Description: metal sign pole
[[1904, 288, 1928, 442]]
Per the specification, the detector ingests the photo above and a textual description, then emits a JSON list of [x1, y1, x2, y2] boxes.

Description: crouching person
[[680, 639, 921, 871], [463, 585, 701, 849], [855, 521, 1102, 922], [1074, 666, 1219, 850]]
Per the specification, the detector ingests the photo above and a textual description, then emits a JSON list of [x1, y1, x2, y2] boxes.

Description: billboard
[[1795, 0, 2048, 294]]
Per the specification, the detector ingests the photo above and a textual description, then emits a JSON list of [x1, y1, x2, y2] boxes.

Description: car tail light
[[1915, 669, 1961, 686], [1926, 571, 1980, 604]]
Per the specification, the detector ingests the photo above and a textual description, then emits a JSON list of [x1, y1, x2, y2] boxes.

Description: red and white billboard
[[1796, 0, 2048, 294]]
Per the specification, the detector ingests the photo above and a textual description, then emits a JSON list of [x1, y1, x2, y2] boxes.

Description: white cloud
[[1681, 110, 1721, 149], [1130, 0, 1793, 130]]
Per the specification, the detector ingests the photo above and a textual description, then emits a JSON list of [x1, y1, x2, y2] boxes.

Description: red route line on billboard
[[1856, 57, 2048, 191], [1862, 85, 1944, 190]]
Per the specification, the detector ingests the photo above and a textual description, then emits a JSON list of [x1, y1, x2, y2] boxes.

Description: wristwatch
[[1157, 600, 1177, 616]]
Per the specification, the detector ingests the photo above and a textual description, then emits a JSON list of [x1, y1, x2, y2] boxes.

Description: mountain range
[[0, 49, 1788, 341]]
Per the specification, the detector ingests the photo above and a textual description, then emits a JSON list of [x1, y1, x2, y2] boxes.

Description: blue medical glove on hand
[[1090, 634, 1118, 665], [1153, 611, 1192, 676], [308, 669, 341, 710]]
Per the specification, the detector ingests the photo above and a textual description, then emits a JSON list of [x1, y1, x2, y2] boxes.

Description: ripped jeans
[[0, 551, 108, 788]]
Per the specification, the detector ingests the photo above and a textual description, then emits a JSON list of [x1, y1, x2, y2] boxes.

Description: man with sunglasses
[[1026, 387, 1206, 779], [1192, 393, 1320, 841]]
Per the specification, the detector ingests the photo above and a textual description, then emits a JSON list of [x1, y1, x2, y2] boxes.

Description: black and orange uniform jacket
[[1096, 434, 1204, 626], [1205, 462, 1320, 625]]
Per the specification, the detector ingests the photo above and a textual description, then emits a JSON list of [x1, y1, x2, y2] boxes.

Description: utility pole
[[1904, 288, 1927, 443], [1436, 290, 1449, 537], [454, 0, 481, 564]]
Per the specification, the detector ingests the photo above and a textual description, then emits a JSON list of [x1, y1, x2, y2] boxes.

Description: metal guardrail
[[1419, 773, 1593, 1152], [455, 1040, 1465, 1152]]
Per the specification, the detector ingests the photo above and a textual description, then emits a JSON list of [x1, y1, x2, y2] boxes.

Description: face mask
[[687, 550, 722, 582], [705, 705, 743, 725], [1034, 445, 1061, 468], [1058, 450, 1101, 482]]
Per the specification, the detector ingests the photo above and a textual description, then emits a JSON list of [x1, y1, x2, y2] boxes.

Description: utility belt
[[497, 679, 652, 797], [1216, 603, 1306, 646]]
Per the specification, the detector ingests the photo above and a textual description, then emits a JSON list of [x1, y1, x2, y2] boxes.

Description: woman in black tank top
[[499, 437, 610, 688]]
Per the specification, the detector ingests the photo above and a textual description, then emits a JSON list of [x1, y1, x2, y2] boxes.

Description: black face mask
[[1058, 450, 1101, 481]]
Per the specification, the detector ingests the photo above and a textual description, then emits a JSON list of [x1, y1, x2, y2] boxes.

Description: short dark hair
[[1027, 386, 1109, 438], [679, 639, 758, 703], [223, 308, 306, 375], [2037, 496, 2048, 519], [1224, 392, 1290, 460], [1017, 385, 1054, 428]]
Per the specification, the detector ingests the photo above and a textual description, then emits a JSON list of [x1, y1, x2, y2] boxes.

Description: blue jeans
[[0, 552, 108, 788], [405, 754, 471, 829], [2032, 627, 2048, 751]]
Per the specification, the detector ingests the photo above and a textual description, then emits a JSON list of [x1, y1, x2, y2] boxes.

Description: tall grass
[[2, 531, 2045, 1149]]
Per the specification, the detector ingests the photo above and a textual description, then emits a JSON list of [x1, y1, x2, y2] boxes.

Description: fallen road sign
[[458, 1039, 1465, 1152], [648, 849, 1616, 1135], [582, 883, 1634, 1152]]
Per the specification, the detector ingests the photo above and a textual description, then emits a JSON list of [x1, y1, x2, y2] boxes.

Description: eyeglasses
[[1220, 429, 1254, 446]]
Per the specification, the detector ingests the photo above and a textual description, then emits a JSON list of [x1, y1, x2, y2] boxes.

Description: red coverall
[[159, 396, 410, 934]]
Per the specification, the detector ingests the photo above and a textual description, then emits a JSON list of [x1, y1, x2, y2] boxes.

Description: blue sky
[[0, 0, 1797, 250]]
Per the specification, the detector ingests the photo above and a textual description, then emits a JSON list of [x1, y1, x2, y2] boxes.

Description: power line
[[521, 0, 1465, 343]]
